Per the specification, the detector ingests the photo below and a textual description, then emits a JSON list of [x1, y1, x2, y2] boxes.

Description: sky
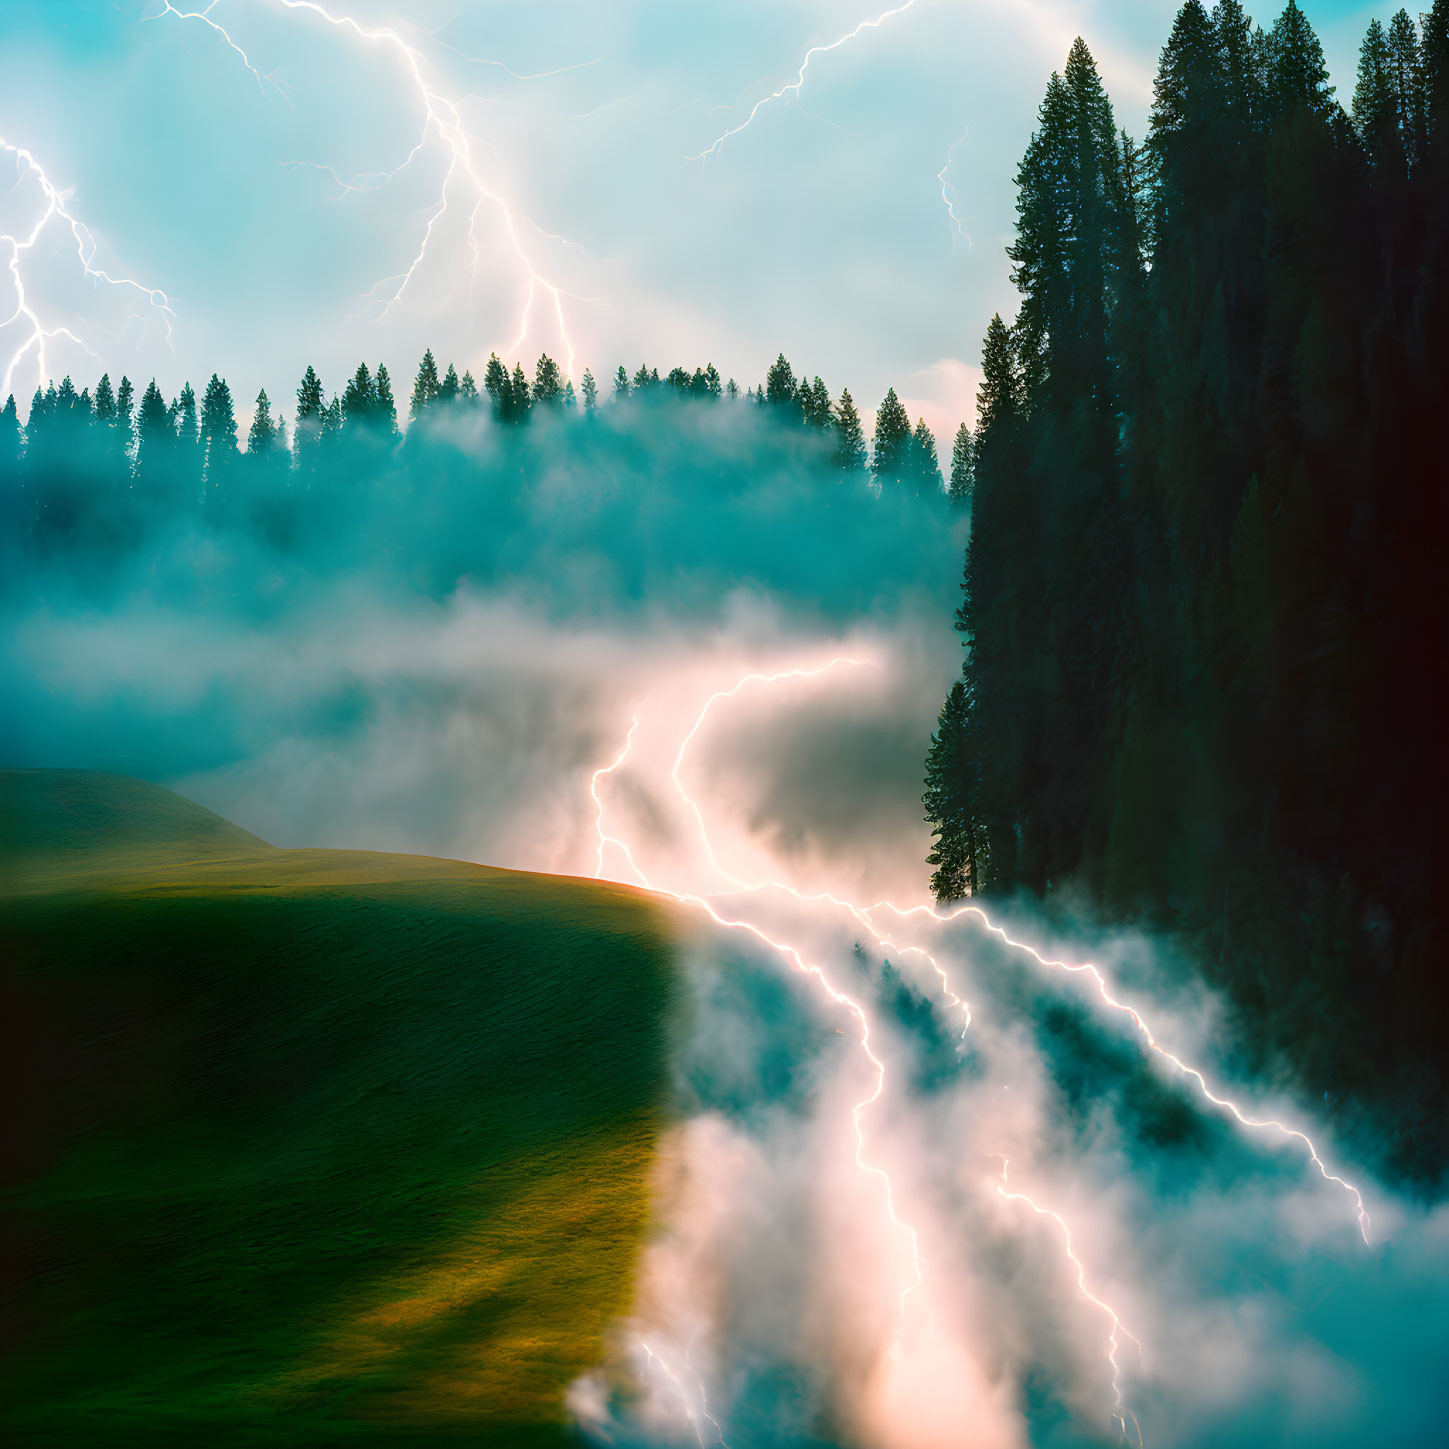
[[0, 0, 1383, 440]]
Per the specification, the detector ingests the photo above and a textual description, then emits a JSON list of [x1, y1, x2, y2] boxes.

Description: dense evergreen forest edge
[[925, 0, 1449, 1189], [0, 347, 960, 537]]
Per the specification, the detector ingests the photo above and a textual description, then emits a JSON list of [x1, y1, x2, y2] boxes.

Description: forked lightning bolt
[[873, 897, 1373, 1243], [688, 1, 922, 162], [638, 1339, 729, 1448], [590, 652, 1377, 1444], [658, 658, 1372, 1242], [996, 1158, 1142, 1448], [150, 0, 586, 372], [591, 695, 926, 1371], [0, 138, 176, 400]]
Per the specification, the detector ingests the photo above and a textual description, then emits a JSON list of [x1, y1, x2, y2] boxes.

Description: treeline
[[0, 345, 965, 548], [925, 0, 1449, 1181]]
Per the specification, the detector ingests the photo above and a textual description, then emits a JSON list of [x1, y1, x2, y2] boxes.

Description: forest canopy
[[924, 0, 1449, 1186]]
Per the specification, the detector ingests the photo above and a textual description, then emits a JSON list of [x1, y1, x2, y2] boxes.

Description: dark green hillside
[[1, 770, 678, 1446]]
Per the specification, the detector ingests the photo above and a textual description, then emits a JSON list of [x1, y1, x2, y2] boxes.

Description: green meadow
[[1, 769, 678, 1445]]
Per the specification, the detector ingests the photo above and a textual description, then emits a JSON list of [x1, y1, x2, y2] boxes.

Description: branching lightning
[[687, 0, 921, 163], [638, 1338, 730, 1448], [150, 0, 587, 371], [588, 650, 1377, 1443], [870, 898, 1373, 1243], [996, 1158, 1142, 1448], [590, 680, 927, 1374], [0, 137, 176, 401]]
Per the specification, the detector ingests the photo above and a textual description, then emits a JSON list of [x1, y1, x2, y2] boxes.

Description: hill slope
[[1, 770, 677, 1446]]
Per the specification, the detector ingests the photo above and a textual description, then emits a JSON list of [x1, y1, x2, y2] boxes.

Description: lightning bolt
[[638, 1338, 729, 1448], [0, 137, 176, 401], [663, 657, 976, 1041], [936, 129, 973, 253], [589, 650, 1374, 1443], [143, 2, 291, 99], [149, 0, 586, 373], [688, 0, 922, 163], [872, 898, 1373, 1244], [996, 1159, 1143, 1448], [591, 694, 926, 1356], [651, 657, 1371, 1242]]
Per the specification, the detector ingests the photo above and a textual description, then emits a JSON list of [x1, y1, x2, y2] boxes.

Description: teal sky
[[0, 0, 1383, 437]]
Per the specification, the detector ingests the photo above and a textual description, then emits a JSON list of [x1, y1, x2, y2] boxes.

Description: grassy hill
[[1, 769, 678, 1446]]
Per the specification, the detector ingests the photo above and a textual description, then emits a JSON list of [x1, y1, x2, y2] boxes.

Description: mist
[[0, 397, 962, 877], [5, 394, 1446, 1447]]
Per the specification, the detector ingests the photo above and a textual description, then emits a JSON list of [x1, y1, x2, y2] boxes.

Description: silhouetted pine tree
[[923, 680, 983, 899], [948, 422, 973, 504]]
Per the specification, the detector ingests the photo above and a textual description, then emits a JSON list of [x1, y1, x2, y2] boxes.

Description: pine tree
[[534, 354, 564, 406], [1354, 18, 1407, 177], [562, 379, 576, 409], [247, 388, 280, 453], [1149, 0, 1226, 244], [176, 383, 198, 449], [135, 376, 174, 483], [94, 373, 116, 426], [410, 348, 441, 421], [200, 374, 237, 460], [116, 376, 134, 448], [613, 365, 630, 399], [947, 313, 1027, 890], [765, 353, 798, 409], [949, 422, 974, 503], [510, 362, 532, 419], [581, 368, 598, 414], [923, 679, 984, 899], [632, 363, 652, 392], [343, 361, 378, 428], [295, 366, 325, 458], [437, 362, 460, 406], [1265, 0, 1335, 120], [911, 418, 942, 494], [836, 389, 867, 477], [872, 388, 912, 486], [375, 364, 399, 434], [0, 394, 20, 493], [702, 363, 723, 399], [725, 378, 740, 399], [800, 376, 833, 428], [1426, 1, 1449, 146], [484, 354, 509, 416], [460, 369, 480, 404], [1387, 10, 1426, 171]]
